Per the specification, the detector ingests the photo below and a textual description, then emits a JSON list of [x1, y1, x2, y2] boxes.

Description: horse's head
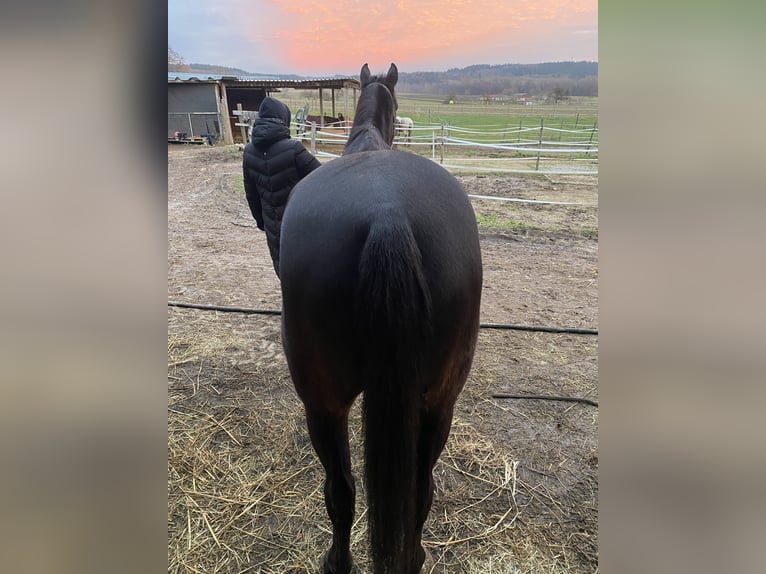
[[360, 63, 398, 94], [345, 63, 399, 153]]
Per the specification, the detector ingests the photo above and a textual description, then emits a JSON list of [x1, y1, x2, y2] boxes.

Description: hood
[[250, 97, 292, 146], [258, 97, 291, 126]]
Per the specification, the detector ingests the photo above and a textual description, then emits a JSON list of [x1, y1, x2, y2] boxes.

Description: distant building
[[481, 94, 512, 103]]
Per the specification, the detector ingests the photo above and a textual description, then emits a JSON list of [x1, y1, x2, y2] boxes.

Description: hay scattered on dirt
[[167, 145, 597, 573], [168, 311, 597, 573]]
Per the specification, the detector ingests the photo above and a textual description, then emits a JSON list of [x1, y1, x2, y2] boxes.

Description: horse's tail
[[356, 215, 432, 574]]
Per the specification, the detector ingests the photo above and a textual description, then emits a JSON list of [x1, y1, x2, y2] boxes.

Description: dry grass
[[167, 312, 597, 573]]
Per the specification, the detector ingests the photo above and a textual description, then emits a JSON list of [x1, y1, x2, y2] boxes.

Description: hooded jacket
[[242, 97, 321, 277]]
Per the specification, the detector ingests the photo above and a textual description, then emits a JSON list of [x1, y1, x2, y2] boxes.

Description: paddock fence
[[294, 119, 598, 176]]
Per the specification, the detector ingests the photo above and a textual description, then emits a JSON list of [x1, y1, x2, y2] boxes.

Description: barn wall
[[168, 83, 222, 139], [168, 83, 217, 113]]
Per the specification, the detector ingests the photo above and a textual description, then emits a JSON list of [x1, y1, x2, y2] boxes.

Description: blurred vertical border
[[2, 1, 765, 573], [600, 2, 766, 573], [0, 1, 168, 573]]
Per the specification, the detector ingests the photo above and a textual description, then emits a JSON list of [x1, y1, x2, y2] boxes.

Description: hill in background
[[178, 62, 305, 81], [168, 47, 597, 97], [398, 61, 597, 97]]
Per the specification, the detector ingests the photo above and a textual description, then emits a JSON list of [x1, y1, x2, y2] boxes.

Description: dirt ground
[[168, 145, 598, 573]]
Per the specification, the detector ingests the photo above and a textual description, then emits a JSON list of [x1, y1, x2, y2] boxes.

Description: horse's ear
[[386, 63, 398, 88], [360, 63, 371, 86]]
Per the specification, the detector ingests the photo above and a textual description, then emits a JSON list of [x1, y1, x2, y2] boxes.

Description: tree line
[[168, 46, 597, 98], [397, 62, 597, 97]]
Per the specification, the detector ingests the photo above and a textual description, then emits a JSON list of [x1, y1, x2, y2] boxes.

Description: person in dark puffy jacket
[[243, 96, 322, 278]]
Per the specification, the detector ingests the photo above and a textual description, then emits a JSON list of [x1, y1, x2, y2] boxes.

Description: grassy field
[[399, 96, 597, 149], [273, 89, 598, 172], [398, 95, 597, 127], [278, 91, 597, 126]]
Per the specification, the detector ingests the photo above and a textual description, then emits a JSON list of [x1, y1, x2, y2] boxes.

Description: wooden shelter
[[168, 73, 360, 144]]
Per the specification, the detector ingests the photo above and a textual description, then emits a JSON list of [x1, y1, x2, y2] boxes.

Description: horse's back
[[281, 150, 480, 298], [284, 151, 476, 242]]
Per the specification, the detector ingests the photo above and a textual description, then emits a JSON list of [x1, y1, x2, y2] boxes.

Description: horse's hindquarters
[[280, 150, 482, 404]]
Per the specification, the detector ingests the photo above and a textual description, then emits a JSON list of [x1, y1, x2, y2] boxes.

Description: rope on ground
[[168, 301, 597, 335], [168, 301, 281, 315], [491, 393, 598, 407], [480, 322, 596, 335]]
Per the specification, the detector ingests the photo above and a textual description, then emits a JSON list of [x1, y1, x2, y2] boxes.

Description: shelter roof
[[168, 72, 359, 90]]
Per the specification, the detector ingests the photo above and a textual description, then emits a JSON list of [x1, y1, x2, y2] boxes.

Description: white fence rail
[[293, 120, 598, 176]]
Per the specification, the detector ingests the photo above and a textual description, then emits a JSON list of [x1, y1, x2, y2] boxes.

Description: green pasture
[[279, 90, 597, 147], [397, 96, 597, 148], [398, 94, 597, 124]]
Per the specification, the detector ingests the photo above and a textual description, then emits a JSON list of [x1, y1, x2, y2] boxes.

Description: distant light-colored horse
[[395, 116, 413, 143]]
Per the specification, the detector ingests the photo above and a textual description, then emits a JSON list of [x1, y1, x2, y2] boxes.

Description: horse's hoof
[[322, 550, 356, 574]]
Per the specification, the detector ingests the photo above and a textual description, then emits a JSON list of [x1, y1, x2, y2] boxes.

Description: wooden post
[[310, 123, 317, 155], [331, 89, 336, 118], [214, 82, 225, 143], [343, 87, 349, 117], [440, 124, 445, 164], [319, 89, 325, 127], [586, 120, 597, 155], [236, 103, 247, 144], [343, 87, 350, 134], [535, 118, 544, 171], [218, 81, 234, 145]]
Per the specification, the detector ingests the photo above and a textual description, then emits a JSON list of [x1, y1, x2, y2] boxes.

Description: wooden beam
[[344, 88, 349, 122], [218, 82, 234, 145], [318, 88, 324, 127]]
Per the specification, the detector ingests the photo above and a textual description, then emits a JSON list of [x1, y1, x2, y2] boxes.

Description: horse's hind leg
[[305, 408, 356, 574], [413, 405, 455, 573], [414, 330, 478, 572]]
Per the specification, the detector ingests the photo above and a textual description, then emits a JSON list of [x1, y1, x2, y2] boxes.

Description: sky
[[168, 0, 597, 76]]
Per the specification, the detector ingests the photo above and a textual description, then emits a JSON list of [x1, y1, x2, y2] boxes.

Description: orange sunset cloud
[[247, 0, 597, 73]]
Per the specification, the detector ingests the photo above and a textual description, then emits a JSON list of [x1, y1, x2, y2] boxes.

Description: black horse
[[279, 63, 483, 574]]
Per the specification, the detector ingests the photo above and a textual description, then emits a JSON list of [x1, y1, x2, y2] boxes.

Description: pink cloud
[[247, 0, 596, 74]]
